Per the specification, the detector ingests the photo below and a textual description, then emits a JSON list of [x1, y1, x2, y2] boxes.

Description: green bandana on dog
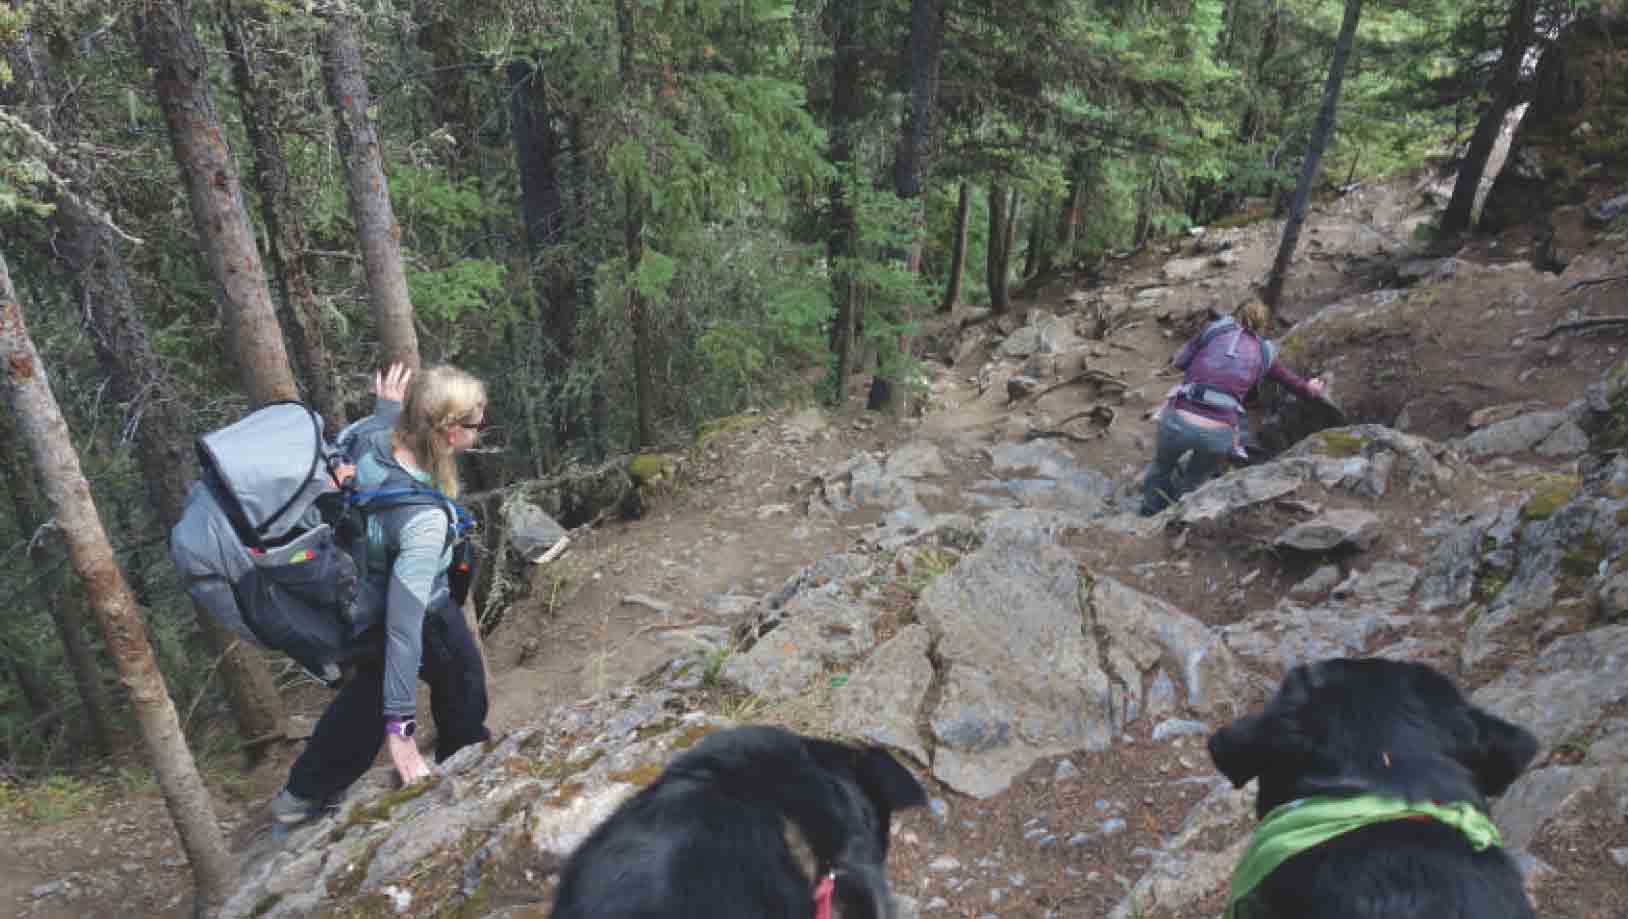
[[1226, 794, 1504, 919]]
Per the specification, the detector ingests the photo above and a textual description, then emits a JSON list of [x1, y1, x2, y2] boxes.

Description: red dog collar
[[813, 872, 835, 919]]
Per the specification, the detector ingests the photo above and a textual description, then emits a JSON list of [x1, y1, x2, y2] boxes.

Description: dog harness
[[1225, 794, 1503, 919]]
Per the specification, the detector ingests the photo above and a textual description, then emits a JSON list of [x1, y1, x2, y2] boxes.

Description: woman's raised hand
[[374, 362, 413, 401]]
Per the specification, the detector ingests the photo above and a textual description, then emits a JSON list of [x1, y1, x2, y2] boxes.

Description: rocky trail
[[6, 171, 1628, 919]]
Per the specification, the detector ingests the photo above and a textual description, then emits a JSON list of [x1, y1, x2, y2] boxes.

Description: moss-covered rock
[[1520, 477, 1580, 521], [629, 452, 681, 486], [328, 777, 442, 843], [1313, 429, 1369, 458]]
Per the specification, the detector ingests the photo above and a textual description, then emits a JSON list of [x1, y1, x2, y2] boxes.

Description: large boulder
[[915, 541, 1112, 798]]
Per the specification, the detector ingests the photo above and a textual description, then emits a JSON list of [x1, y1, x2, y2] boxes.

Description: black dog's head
[[552, 725, 928, 919], [1209, 658, 1538, 817]]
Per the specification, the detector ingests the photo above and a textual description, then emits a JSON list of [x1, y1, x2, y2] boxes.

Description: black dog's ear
[[855, 746, 928, 811], [1209, 713, 1272, 788], [1464, 706, 1539, 798], [805, 738, 928, 812]]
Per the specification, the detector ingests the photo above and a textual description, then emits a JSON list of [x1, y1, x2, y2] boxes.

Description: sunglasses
[[456, 418, 488, 432]]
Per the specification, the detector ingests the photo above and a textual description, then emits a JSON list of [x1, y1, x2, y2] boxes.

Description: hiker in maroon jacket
[[1141, 300, 1325, 516]]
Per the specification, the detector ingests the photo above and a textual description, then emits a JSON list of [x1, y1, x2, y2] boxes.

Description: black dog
[[1209, 658, 1539, 919], [551, 725, 928, 919]]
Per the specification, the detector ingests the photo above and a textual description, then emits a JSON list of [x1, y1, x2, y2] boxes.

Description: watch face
[[389, 718, 417, 738]]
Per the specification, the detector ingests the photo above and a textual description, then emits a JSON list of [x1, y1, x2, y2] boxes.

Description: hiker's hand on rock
[[375, 362, 413, 402], [387, 734, 432, 786], [1307, 377, 1327, 398]]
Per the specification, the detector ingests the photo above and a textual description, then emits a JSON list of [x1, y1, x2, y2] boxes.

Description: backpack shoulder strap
[[1193, 316, 1237, 353], [1256, 339, 1278, 388], [348, 485, 472, 550]]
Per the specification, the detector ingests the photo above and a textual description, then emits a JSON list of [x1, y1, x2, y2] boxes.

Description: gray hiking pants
[[1141, 411, 1235, 516]]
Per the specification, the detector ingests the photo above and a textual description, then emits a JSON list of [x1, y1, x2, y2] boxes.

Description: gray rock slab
[[980, 508, 1098, 547], [1087, 577, 1249, 716], [1415, 513, 1495, 612], [917, 541, 1113, 798], [1291, 564, 1343, 599], [1280, 424, 1457, 493], [868, 508, 975, 553], [1002, 478, 1108, 515], [1226, 563, 1418, 673], [849, 459, 921, 508], [1536, 420, 1590, 457], [1493, 765, 1617, 850], [1274, 509, 1383, 552], [831, 625, 935, 764], [1473, 625, 1628, 754], [1457, 410, 1569, 458], [723, 593, 881, 700], [885, 440, 951, 479], [1462, 496, 1626, 669], [1176, 464, 1306, 524]]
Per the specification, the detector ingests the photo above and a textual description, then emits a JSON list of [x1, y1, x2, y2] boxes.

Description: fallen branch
[[1565, 274, 1628, 293], [0, 110, 144, 245], [958, 311, 1003, 331], [1024, 406, 1116, 443], [1024, 427, 1106, 444], [532, 533, 572, 565], [1029, 369, 1128, 402], [1537, 315, 1628, 340]]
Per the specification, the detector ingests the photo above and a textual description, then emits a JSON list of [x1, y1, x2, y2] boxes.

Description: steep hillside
[[8, 139, 1628, 919]]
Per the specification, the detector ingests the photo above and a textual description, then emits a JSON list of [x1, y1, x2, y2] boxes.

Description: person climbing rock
[[1141, 300, 1325, 516], [271, 363, 492, 824]]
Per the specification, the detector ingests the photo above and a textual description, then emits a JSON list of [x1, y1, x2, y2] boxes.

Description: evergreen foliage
[[0, 0, 1592, 778]]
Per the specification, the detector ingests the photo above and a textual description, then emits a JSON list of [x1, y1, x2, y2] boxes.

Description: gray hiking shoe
[[269, 788, 323, 825]]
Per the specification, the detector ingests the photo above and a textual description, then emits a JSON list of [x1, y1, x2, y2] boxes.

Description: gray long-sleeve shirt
[[343, 406, 456, 718]]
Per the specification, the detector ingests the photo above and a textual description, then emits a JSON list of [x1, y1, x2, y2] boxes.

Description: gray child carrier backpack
[[168, 402, 471, 687]]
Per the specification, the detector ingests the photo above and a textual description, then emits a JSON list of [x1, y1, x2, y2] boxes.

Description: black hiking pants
[[287, 610, 490, 803]]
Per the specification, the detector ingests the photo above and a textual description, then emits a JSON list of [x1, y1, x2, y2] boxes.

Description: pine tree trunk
[[0, 250, 237, 917], [1237, 0, 1283, 145], [940, 181, 971, 313], [134, 1, 300, 748], [1440, 0, 1537, 237], [223, 0, 343, 430], [415, 0, 479, 180], [57, 185, 291, 751], [869, 0, 944, 414], [1005, 190, 1022, 264], [617, 0, 657, 448], [1262, 0, 1363, 310], [1025, 195, 1050, 279], [892, 0, 941, 202], [826, 0, 862, 403], [321, 12, 421, 370], [626, 177, 657, 450], [1056, 158, 1086, 264], [5, 653, 60, 738], [509, 53, 580, 442], [136, 0, 300, 407], [988, 182, 1011, 313]]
